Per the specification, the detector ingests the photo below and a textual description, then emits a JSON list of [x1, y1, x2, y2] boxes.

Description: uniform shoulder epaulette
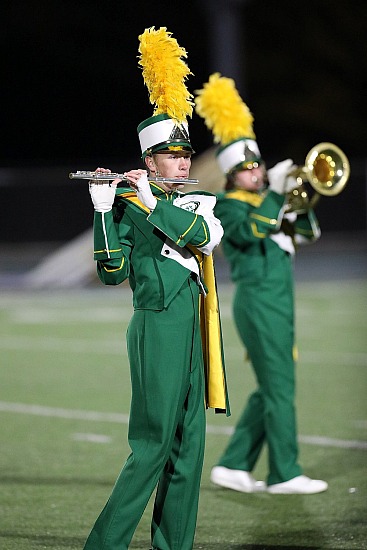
[[116, 189, 150, 213], [224, 189, 264, 207]]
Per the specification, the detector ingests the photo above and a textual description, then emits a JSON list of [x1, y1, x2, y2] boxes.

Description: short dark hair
[[225, 171, 236, 191]]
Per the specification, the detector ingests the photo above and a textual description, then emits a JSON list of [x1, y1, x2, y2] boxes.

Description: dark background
[[1, 0, 366, 243]]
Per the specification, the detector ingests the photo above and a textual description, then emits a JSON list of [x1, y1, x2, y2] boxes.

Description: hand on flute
[[124, 170, 157, 211], [91, 167, 121, 186], [89, 167, 118, 213]]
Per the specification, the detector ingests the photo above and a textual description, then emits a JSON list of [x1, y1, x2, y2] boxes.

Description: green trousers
[[218, 252, 302, 485], [84, 277, 206, 550]]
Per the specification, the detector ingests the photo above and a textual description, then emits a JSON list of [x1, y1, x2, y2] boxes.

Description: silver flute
[[69, 171, 199, 185]]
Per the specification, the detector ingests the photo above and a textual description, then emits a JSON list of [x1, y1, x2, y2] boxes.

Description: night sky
[[3, 0, 367, 168]]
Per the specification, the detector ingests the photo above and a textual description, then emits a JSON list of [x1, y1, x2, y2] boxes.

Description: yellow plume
[[195, 73, 255, 145], [138, 27, 194, 124]]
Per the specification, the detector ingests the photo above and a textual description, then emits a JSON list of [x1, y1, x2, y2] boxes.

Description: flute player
[[82, 28, 229, 550]]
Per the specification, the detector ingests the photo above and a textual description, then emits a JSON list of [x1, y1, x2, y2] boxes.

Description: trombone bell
[[304, 142, 350, 196], [286, 142, 350, 212]]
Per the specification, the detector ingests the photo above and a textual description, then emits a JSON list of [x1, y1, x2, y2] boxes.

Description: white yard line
[[0, 401, 366, 450], [0, 335, 366, 366], [0, 401, 129, 423], [0, 335, 125, 355]]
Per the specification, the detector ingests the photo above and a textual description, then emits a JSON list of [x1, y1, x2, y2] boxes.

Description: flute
[[69, 171, 199, 185]]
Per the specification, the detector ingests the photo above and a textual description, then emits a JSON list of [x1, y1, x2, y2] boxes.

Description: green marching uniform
[[83, 183, 229, 550], [214, 187, 320, 485]]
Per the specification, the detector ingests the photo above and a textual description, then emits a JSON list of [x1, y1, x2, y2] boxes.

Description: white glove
[[267, 159, 295, 195], [284, 175, 299, 193], [135, 172, 157, 211], [89, 182, 116, 213]]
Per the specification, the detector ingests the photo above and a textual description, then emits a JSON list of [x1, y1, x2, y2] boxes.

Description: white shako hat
[[138, 113, 194, 159], [216, 137, 261, 175], [195, 72, 262, 175], [137, 27, 194, 159]]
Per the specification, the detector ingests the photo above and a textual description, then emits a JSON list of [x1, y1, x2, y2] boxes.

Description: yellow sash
[[187, 247, 229, 414]]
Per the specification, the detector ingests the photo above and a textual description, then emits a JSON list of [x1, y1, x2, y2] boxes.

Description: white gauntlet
[[267, 159, 295, 195], [89, 183, 116, 213], [136, 173, 157, 211], [284, 175, 299, 193]]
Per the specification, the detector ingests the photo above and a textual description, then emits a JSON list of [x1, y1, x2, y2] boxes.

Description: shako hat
[[195, 73, 262, 174], [137, 27, 194, 158]]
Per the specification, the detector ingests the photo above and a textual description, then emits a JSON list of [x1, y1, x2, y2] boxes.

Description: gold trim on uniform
[[94, 248, 122, 255], [250, 213, 278, 225], [225, 189, 264, 207], [176, 215, 198, 244], [102, 258, 125, 272], [195, 222, 209, 247], [250, 222, 267, 238]]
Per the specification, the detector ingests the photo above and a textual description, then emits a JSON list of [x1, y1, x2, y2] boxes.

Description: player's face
[[146, 152, 192, 192], [234, 166, 265, 192]]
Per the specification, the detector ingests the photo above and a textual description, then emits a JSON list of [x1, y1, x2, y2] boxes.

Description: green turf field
[[0, 280, 366, 549]]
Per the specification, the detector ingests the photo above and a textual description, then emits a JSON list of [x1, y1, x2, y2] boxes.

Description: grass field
[[0, 279, 366, 550]]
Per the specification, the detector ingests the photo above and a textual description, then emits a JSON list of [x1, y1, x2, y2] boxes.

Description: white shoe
[[267, 475, 328, 494], [210, 466, 266, 493]]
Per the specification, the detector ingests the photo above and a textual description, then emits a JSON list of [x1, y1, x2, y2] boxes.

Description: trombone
[[286, 142, 350, 213], [69, 171, 199, 185]]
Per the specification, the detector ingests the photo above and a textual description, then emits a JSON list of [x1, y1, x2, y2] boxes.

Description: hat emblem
[[169, 124, 190, 142]]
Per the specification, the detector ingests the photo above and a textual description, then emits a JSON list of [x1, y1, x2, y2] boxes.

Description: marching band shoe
[[267, 475, 328, 494], [210, 466, 266, 493]]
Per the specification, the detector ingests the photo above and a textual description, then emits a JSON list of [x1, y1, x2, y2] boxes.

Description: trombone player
[[195, 73, 328, 494]]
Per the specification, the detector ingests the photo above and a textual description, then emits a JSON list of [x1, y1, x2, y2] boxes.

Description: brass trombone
[[286, 142, 350, 213]]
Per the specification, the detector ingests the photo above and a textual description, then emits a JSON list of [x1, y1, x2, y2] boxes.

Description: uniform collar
[[150, 181, 182, 200]]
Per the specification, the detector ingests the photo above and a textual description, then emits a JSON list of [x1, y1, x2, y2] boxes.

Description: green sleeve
[[93, 210, 123, 261], [248, 191, 286, 237], [147, 199, 210, 249], [294, 209, 321, 241], [93, 209, 132, 285], [215, 190, 285, 246]]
